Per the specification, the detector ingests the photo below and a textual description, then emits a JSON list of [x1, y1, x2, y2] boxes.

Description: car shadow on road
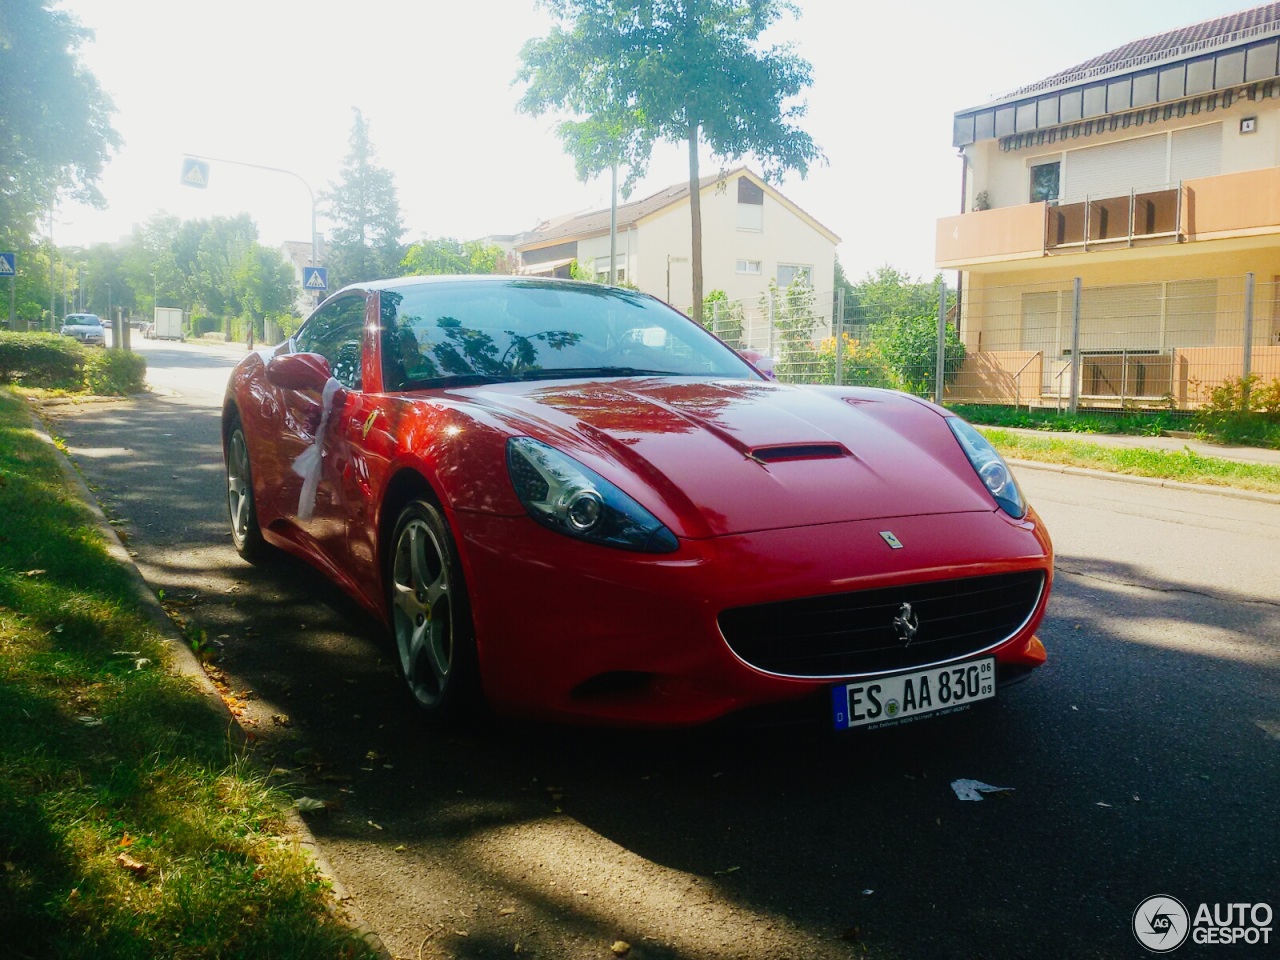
[[43, 394, 1280, 960]]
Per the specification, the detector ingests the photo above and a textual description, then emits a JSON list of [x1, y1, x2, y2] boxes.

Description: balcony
[[936, 167, 1280, 269]]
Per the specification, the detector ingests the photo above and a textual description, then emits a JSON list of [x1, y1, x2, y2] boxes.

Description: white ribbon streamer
[[292, 377, 344, 520]]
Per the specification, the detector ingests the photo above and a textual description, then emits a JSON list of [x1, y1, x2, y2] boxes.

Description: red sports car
[[222, 276, 1051, 729]]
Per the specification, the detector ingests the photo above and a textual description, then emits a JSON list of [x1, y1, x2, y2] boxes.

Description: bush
[[869, 313, 965, 397], [702, 290, 744, 347], [83, 349, 147, 396], [191, 315, 221, 337], [0, 332, 85, 388], [1193, 376, 1280, 448]]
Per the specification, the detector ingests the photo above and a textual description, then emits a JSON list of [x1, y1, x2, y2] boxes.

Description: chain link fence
[[693, 273, 1280, 412]]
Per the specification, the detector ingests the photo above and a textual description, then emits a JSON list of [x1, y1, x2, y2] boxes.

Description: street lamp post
[[183, 153, 319, 303]]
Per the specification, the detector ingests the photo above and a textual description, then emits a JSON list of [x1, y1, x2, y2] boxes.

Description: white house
[[513, 167, 840, 311]]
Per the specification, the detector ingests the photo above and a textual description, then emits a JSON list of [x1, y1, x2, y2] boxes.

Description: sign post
[[0, 253, 15, 329]]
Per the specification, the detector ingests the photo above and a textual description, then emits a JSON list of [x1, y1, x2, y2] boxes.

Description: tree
[[517, 0, 822, 324], [760, 278, 819, 382], [322, 109, 405, 285], [0, 1, 119, 246], [847, 267, 964, 397], [848, 266, 941, 327], [401, 238, 515, 276]]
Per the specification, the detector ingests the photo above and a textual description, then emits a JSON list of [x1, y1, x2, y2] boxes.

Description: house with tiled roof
[[936, 3, 1280, 409], [514, 167, 839, 311]]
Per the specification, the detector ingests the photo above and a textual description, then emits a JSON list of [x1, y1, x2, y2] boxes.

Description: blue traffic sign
[[0, 253, 14, 276], [181, 157, 210, 188], [303, 267, 328, 292]]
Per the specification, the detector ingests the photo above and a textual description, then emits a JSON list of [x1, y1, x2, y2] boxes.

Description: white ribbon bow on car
[[292, 377, 344, 520]]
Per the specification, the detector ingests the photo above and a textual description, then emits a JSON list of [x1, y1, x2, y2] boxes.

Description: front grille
[[718, 571, 1045, 678]]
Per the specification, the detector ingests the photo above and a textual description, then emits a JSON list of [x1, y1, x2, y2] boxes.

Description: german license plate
[[832, 658, 996, 730]]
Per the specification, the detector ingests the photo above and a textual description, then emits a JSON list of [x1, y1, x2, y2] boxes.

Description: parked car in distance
[[60, 313, 105, 347], [223, 276, 1053, 730]]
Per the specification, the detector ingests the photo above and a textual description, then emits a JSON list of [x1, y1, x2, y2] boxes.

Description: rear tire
[[387, 499, 479, 719], [225, 413, 268, 562]]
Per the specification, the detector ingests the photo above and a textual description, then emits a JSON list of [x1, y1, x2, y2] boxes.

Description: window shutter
[[1169, 123, 1222, 183], [1062, 133, 1167, 201]]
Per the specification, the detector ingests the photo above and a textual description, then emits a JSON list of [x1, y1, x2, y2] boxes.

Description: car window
[[294, 294, 367, 390], [378, 279, 755, 390]]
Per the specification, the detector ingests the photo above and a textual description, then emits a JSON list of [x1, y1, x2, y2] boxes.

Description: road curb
[[26, 403, 393, 960], [1007, 456, 1280, 504]]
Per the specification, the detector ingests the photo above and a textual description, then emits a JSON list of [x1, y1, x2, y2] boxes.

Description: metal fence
[[954, 274, 1280, 412], [692, 273, 1280, 412]]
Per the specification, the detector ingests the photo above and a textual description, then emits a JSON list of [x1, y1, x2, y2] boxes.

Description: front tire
[[388, 499, 479, 718], [225, 414, 268, 562]]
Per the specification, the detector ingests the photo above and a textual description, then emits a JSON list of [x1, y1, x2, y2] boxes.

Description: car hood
[[460, 378, 997, 537]]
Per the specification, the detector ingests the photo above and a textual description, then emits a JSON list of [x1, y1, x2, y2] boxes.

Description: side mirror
[[737, 348, 777, 381], [266, 352, 332, 391]]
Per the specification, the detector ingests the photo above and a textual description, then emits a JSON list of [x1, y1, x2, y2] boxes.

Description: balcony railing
[[937, 168, 1280, 269], [1046, 188, 1182, 251]]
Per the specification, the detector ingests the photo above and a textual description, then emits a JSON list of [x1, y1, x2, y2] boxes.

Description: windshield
[[65, 315, 101, 326], [378, 279, 756, 391]]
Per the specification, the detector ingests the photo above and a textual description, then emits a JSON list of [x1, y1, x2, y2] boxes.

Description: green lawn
[[0, 388, 375, 960], [983, 428, 1280, 495]]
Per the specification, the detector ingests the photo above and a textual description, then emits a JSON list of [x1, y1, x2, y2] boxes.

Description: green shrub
[[1193, 375, 1280, 448], [83, 349, 147, 395], [0, 332, 85, 388], [191, 315, 221, 337]]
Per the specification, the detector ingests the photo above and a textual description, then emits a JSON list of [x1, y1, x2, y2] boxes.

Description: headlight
[[506, 437, 678, 553], [947, 418, 1026, 519]]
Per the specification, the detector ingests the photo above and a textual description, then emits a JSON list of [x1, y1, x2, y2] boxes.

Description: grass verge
[[0, 388, 375, 960], [952, 403, 1280, 450], [982, 427, 1280, 495]]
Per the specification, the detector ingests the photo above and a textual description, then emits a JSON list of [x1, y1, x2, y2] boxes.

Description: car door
[[275, 292, 370, 571]]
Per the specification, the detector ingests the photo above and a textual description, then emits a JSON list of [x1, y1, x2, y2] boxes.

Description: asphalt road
[[43, 338, 1280, 960]]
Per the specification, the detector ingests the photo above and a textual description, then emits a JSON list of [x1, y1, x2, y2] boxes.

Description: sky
[[50, 0, 1261, 283]]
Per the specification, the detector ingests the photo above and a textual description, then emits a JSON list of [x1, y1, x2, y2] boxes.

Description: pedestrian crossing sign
[[0, 253, 14, 276], [181, 157, 210, 188], [303, 267, 328, 291]]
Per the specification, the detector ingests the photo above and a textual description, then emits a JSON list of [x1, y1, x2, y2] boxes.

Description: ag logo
[[1133, 895, 1190, 952]]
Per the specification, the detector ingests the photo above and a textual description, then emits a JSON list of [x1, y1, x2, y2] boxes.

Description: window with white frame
[[736, 259, 762, 275], [777, 264, 812, 288]]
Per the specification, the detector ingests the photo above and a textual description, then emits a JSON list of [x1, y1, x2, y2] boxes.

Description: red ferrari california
[[222, 276, 1052, 729]]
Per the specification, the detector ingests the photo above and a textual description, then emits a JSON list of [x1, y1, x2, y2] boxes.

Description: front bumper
[[454, 507, 1052, 726]]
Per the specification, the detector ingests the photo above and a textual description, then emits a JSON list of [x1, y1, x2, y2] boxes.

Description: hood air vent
[[750, 443, 846, 463]]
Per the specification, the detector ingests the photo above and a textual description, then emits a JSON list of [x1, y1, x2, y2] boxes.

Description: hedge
[[0, 332, 84, 389], [0, 331, 148, 395], [84, 349, 147, 395]]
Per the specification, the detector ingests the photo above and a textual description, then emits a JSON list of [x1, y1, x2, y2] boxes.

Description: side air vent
[[751, 444, 846, 463]]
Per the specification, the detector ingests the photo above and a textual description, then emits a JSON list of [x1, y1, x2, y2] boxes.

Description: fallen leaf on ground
[[611, 941, 631, 956], [294, 797, 326, 813], [115, 853, 149, 878], [950, 779, 1014, 801]]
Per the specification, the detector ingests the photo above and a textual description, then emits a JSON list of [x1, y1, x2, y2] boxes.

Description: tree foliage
[[322, 109, 405, 285], [400, 238, 515, 276], [0, 0, 120, 245], [516, 0, 822, 323], [842, 267, 963, 397]]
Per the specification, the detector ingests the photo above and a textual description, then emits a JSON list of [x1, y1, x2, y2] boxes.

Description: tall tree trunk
[[687, 121, 703, 325]]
